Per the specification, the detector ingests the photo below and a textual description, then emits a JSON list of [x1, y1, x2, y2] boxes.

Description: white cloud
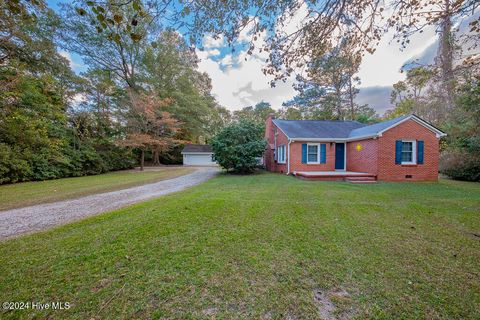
[[196, 2, 450, 114], [196, 41, 296, 110], [70, 93, 87, 109], [219, 54, 233, 67], [196, 18, 298, 110], [358, 26, 438, 88], [202, 34, 225, 49], [206, 49, 221, 57], [276, 1, 311, 37], [59, 50, 83, 70]]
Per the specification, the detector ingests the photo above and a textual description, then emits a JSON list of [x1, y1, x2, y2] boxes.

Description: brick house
[[264, 114, 446, 181]]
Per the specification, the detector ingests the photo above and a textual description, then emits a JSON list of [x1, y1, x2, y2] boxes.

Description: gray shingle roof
[[273, 119, 365, 139], [273, 115, 427, 140], [348, 115, 410, 138], [181, 144, 213, 153]]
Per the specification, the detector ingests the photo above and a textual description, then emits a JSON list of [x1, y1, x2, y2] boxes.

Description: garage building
[[181, 144, 218, 166]]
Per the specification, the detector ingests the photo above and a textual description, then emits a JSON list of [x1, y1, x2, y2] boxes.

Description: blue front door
[[335, 143, 345, 170]]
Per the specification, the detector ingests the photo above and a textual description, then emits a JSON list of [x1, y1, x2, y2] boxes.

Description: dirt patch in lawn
[[468, 232, 480, 239], [313, 288, 355, 320], [202, 307, 218, 317]]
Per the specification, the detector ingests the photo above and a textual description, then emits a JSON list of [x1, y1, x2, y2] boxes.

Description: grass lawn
[[0, 167, 194, 211], [0, 173, 479, 319]]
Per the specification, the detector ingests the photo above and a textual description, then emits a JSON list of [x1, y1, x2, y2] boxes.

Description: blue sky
[[47, 0, 87, 74], [47, 0, 448, 115]]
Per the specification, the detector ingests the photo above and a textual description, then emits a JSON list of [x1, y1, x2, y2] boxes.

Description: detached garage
[[181, 144, 217, 166]]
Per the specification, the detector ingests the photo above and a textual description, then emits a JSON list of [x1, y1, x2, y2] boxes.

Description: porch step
[[344, 176, 377, 183], [347, 180, 378, 184], [344, 176, 376, 181], [294, 171, 377, 182]]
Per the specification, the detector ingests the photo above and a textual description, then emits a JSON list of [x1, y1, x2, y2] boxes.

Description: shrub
[[100, 145, 137, 171], [76, 147, 108, 175], [0, 141, 137, 184], [30, 149, 65, 181], [440, 150, 480, 182], [67, 144, 136, 177], [0, 144, 32, 184], [211, 121, 266, 174]]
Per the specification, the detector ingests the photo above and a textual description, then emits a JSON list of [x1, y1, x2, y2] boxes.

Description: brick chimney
[[265, 113, 276, 141], [264, 113, 276, 171]]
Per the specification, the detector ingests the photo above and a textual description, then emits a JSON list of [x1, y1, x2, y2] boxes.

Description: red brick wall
[[377, 119, 439, 181], [289, 142, 335, 172], [265, 116, 441, 180], [346, 139, 378, 174], [264, 147, 275, 172], [265, 121, 335, 173], [264, 115, 288, 173], [264, 115, 275, 171]]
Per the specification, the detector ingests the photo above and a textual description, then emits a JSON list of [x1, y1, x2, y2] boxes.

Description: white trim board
[[277, 145, 286, 164], [400, 139, 417, 165]]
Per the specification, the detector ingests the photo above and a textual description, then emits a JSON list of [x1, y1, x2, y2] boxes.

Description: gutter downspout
[[287, 139, 292, 175]]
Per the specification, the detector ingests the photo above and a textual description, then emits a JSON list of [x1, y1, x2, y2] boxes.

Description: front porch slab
[[294, 171, 377, 182]]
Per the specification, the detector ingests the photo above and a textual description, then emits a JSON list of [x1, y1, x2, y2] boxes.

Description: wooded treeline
[[1, 0, 479, 183], [0, 0, 230, 184]]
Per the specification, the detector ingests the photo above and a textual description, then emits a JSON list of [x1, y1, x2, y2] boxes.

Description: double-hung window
[[307, 144, 319, 164], [277, 145, 286, 164], [401, 140, 416, 164]]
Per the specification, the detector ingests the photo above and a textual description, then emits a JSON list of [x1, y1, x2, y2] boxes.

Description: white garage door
[[183, 153, 217, 166]]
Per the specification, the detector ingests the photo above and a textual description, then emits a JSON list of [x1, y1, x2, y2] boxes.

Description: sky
[[194, 8, 445, 115], [47, 0, 454, 115], [195, 28, 439, 115]]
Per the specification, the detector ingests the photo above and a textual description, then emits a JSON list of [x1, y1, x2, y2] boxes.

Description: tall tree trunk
[[437, 0, 455, 119], [348, 76, 355, 120], [335, 85, 343, 120], [152, 146, 161, 166], [153, 149, 157, 165], [140, 149, 145, 171]]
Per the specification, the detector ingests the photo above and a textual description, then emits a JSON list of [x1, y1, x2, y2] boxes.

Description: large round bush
[[211, 121, 266, 173]]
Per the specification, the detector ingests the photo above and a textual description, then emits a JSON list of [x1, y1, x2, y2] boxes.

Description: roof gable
[[350, 114, 446, 139]]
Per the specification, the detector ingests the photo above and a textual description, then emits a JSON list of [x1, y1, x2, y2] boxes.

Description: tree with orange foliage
[[118, 91, 184, 170]]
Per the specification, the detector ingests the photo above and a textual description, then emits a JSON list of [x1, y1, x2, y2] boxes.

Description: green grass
[[0, 173, 479, 319], [0, 167, 194, 211]]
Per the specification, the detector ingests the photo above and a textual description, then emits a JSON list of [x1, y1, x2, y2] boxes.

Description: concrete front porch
[[293, 171, 377, 183]]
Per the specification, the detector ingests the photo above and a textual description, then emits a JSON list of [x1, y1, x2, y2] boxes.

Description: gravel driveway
[[0, 167, 219, 240]]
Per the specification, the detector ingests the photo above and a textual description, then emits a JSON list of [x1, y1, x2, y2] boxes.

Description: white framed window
[[401, 140, 416, 164], [307, 143, 320, 164], [277, 145, 286, 164]]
